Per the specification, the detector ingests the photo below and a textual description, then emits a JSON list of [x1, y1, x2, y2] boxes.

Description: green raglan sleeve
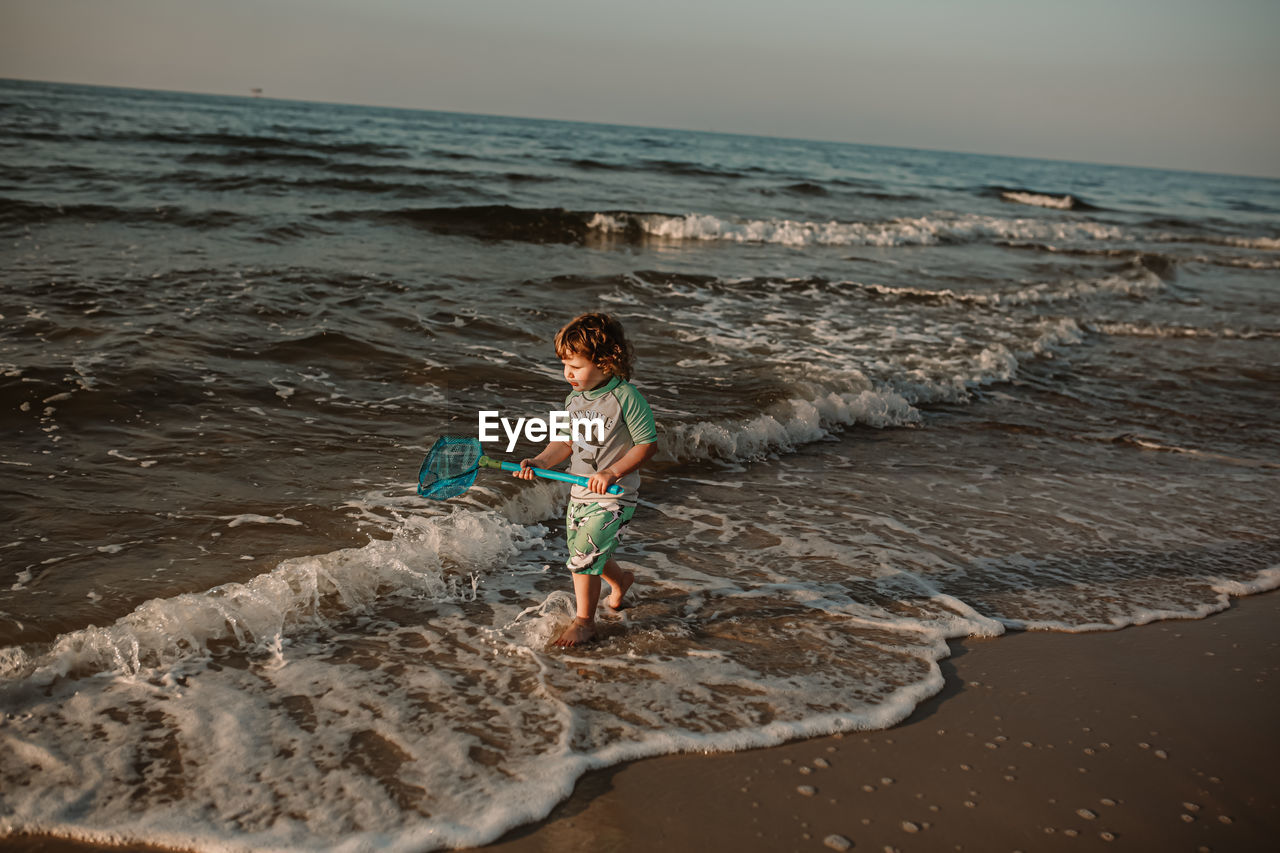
[[617, 383, 657, 446]]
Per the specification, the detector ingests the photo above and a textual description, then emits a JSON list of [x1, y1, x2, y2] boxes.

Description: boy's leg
[[558, 500, 636, 646], [555, 572, 600, 647], [574, 571, 602, 620], [601, 558, 634, 610]]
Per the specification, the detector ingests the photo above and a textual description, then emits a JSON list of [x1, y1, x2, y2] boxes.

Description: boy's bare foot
[[554, 617, 596, 648], [606, 570, 635, 610]]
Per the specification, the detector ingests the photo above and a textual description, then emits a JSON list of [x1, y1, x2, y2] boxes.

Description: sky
[[2, 0, 1278, 177]]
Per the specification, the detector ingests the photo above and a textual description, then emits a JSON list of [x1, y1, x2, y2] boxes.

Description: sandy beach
[[4, 590, 1274, 853]]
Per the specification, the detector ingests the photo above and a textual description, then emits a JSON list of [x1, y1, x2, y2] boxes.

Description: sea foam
[[1000, 190, 1078, 210], [587, 211, 1125, 247], [0, 511, 528, 683]]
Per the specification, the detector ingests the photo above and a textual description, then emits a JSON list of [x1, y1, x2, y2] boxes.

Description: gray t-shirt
[[564, 375, 656, 507]]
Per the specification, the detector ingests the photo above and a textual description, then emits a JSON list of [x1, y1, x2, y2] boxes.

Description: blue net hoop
[[417, 436, 483, 500]]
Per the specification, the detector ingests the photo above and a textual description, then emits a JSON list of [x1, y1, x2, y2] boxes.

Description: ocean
[[1, 78, 1277, 851]]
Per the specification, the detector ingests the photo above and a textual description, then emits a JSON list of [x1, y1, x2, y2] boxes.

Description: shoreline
[[480, 590, 1279, 853], [4, 590, 1277, 853]]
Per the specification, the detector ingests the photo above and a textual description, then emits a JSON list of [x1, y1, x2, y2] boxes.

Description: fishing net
[[417, 436, 483, 500]]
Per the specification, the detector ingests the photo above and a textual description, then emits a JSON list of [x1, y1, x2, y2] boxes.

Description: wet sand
[[481, 590, 1279, 853], [4, 591, 1277, 853]]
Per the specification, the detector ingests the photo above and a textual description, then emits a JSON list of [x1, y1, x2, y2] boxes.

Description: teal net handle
[[480, 456, 624, 495]]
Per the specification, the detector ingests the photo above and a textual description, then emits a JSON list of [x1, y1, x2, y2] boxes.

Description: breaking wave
[[586, 210, 1126, 247], [992, 186, 1097, 211]]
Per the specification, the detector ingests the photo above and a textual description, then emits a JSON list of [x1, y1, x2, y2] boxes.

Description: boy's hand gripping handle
[[480, 456, 624, 495]]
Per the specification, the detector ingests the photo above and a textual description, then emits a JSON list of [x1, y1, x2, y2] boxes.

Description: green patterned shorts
[[565, 499, 636, 575]]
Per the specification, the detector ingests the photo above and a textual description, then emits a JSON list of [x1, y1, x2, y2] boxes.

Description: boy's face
[[561, 352, 608, 392]]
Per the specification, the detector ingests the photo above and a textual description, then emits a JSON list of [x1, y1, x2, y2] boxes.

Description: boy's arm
[[513, 441, 572, 479], [587, 442, 657, 494]]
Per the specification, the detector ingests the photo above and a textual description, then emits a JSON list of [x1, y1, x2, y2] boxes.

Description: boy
[[514, 313, 657, 648]]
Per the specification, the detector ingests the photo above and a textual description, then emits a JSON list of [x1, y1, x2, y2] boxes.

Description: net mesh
[[417, 436, 483, 500]]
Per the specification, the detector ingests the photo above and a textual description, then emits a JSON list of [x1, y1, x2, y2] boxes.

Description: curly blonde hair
[[554, 313, 635, 381]]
